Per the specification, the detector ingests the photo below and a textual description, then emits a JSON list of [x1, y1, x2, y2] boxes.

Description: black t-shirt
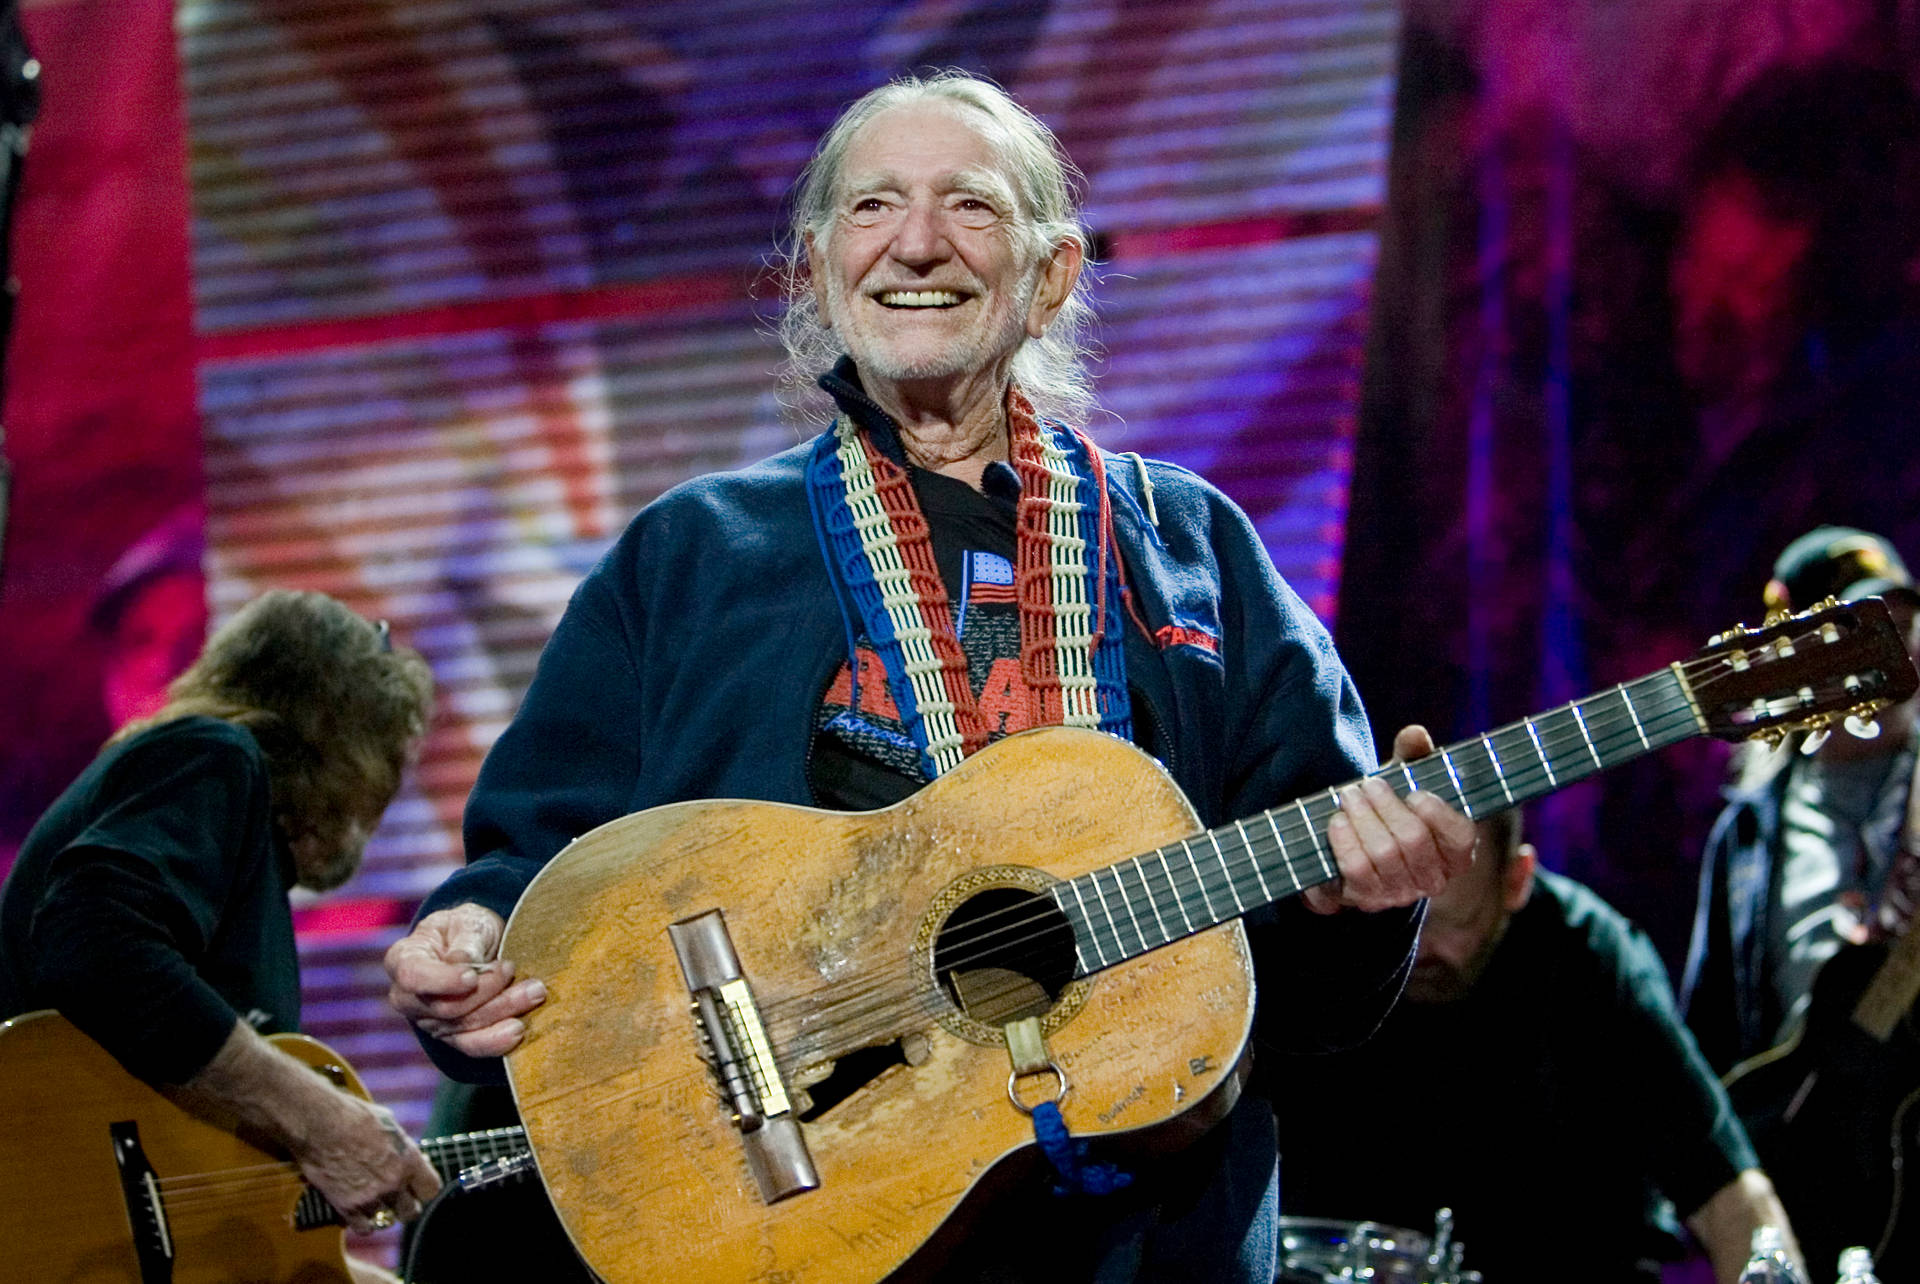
[[0, 716, 301, 1084], [1268, 872, 1755, 1282], [811, 460, 1045, 809]]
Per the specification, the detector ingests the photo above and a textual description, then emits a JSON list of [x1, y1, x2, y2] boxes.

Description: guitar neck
[[420, 1124, 531, 1181], [293, 1124, 531, 1229], [1852, 914, 1920, 1042], [1050, 666, 1704, 975]]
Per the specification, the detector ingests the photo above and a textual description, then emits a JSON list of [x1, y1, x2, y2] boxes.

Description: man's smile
[[873, 289, 968, 308]]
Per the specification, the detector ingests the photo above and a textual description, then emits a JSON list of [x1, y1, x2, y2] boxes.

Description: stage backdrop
[[1338, 0, 1920, 967], [0, 0, 1402, 1153]]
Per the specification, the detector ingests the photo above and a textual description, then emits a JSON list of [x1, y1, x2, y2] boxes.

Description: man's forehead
[[840, 162, 1016, 199], [838, 104, 1016, 188]]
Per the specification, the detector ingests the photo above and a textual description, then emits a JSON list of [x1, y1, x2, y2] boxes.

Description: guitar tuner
[[1844, 713, 1883, 740]]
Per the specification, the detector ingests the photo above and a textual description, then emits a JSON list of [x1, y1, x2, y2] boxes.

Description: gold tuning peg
[[1710, 623, 1752, 645], [1762, 606, 1793, 627]]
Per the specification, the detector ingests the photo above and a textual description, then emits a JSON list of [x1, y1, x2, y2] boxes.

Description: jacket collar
[[816, 356, 1022, 502], [818, 358, 910, 468]]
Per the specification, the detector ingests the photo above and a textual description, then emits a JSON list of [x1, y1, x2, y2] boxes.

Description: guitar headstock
[[1686, 596, 1919, 745]]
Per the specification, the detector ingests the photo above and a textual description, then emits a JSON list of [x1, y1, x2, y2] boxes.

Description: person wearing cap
[[1680, 526, 1920, 1074]]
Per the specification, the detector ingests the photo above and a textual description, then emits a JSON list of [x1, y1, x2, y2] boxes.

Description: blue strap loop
[[1030, 1100, 1132, 1197]]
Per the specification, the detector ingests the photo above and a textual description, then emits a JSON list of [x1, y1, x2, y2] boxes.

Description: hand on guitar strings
[[384, 903, 547, 1057], [1300, 724, 1477, 915]]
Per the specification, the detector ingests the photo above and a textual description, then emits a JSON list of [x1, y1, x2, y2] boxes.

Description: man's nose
[[889, 198, 951, 267]]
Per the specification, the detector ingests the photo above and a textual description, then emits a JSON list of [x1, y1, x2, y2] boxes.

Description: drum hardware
[[1275, 1208, 1483, 1284]]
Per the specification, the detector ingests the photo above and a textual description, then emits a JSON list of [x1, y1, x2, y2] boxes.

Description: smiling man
[[386, 71, 1474, 1283]]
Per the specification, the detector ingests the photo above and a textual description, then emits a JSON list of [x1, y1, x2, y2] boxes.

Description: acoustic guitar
[[0, 1009, 530, 1283], [498, 597, 1917, 1284]]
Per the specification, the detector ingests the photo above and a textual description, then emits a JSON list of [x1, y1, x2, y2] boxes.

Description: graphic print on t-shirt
[[818, 549, 1037, 781]]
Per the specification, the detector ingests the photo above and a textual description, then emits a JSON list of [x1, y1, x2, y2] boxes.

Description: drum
[[1276, 1217, 1433, 1283]]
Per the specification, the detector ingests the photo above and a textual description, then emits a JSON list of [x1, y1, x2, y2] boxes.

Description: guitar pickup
[[668, 910, 820, 1204]]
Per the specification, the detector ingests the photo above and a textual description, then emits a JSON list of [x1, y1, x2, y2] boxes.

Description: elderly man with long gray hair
[[387, 71, 1473, 1283]]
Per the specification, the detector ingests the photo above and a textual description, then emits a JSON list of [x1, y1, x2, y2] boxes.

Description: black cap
[[1764, 526, 1918, 612]]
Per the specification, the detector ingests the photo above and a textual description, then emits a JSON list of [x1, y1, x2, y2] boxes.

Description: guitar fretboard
[[1048, 668, 1702, 976]]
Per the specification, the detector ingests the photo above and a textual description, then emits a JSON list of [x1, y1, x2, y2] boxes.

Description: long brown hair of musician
[[112, 589, 434, 890]]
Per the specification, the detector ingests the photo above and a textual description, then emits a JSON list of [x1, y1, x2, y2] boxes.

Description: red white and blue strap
[[807, 387, 1131, 780]]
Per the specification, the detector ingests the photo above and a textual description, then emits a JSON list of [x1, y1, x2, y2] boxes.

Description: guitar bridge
[[109, 1121, 173, 1283], [668, 910, 820, 1204]]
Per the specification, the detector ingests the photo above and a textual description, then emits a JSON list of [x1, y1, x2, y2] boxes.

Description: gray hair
[[776, 71, 1099, 425]]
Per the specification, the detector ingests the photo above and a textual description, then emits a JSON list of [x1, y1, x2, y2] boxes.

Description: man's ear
[[1503, 842, 1538, 912], [805, 231, 831, 330], [1025, 237, 1084, 339]]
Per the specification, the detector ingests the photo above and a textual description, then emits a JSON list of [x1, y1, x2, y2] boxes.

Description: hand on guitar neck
[[172, 1017, 442, 1235], [387, 901, 548, 1058], [1302, 724, 1478, 915]]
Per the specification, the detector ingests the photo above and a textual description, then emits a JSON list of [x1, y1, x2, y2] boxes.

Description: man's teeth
[[877, 290, 962, 307]]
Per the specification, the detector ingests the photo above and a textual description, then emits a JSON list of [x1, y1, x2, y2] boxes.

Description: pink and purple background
[[2, 2, 1916, 1273]]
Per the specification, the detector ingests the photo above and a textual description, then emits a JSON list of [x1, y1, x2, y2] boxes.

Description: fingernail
[[526, 980, 548, 1003]]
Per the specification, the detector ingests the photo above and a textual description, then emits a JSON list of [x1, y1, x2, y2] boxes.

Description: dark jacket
[[415, 372, 1423, 1282]]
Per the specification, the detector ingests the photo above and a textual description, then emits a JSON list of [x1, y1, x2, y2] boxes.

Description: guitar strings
[[785, 688, 1725, 1059], [145, 1133, 535, 1224], [763, 691, 1698, 1063], [748, 632, 1867, 1065]]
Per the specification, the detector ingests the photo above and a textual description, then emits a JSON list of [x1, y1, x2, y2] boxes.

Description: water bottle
[[1736, 1226, 1804, 1283], [1833, 1246, 1880, 1283]]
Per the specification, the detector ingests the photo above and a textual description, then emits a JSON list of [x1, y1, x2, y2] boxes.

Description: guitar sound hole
[[934, 887, 1078, 1026]]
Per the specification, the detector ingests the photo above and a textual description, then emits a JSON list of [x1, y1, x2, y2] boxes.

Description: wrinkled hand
[[384, 904, 545, 1057], [291, 1091, 439, 1236], [1301, 725, 1477, 914]]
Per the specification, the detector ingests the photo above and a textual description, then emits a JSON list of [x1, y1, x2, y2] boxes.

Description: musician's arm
[[1208, 514, 1433, 1053], [23, 727, 273, 1084], [1686, 1169, 1802, 1284], [172, 1018, 440, 1235], [397, 568, 644, 1081], [1603, 903, 1803, 1281]]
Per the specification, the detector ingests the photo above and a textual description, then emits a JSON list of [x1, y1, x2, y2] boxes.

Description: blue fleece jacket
[[414, 371, 1422, 1281]]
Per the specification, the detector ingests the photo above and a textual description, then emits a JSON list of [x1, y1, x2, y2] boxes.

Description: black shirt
[[1269, 871, 1755, 1282], [0, 716, 301, 1083]]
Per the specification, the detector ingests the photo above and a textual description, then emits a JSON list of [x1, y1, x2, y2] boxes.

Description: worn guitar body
[[0, 1010, 361, 1284], [503, 726, 1255, 1284], [1726, 942, 1920, 1276]]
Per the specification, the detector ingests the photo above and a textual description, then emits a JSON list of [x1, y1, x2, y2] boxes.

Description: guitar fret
[[1158, 847, 1196, 934], [1130, 854, 1172, 946], [1105, 865, 1149, 956], [1265, 812, 1303, 890], [1065, 878, 1109, 969], [1570, 702, 1603, 769], [1524, 719, 1558, 788], [1052, 886, 1092, 973], [1401, 762, 1418, 792], [1234, 818, 1274, 902], [1301, 796, 1333, 878], [1208, 829, 1248, 914], [1438, 746, 1472, 818], [1618, 683, 1651, 750], [1483, 734, 1515, 805], [1181, 837, 1220, 922], [1087, 869, 1128, 959]]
